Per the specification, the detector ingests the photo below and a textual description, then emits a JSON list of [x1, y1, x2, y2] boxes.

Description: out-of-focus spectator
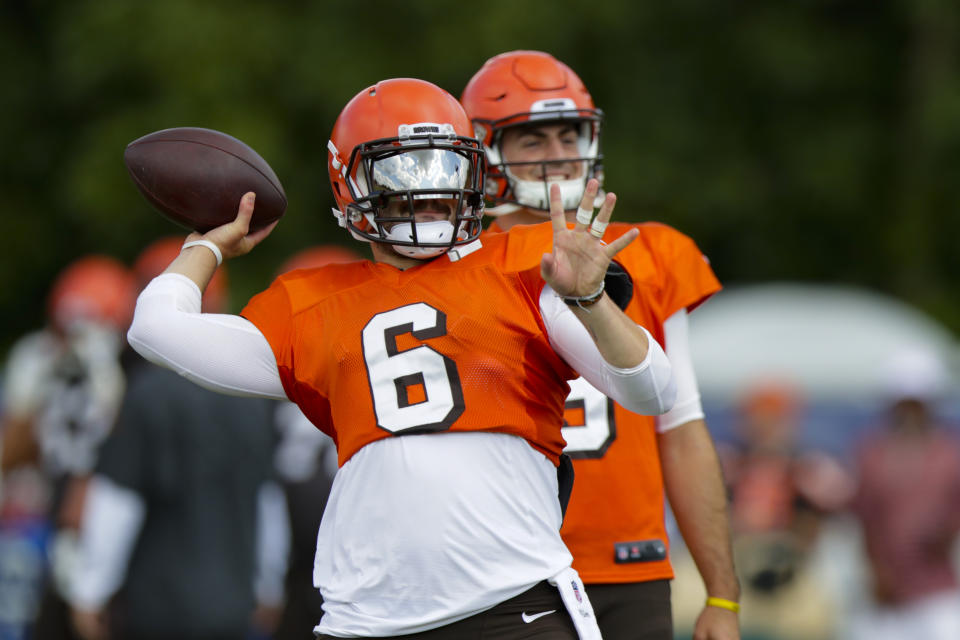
[[847, 347, 960, 640], [0, 466, 53, 640], [2, 256, 136, 479], [726, 383, 852, 550], [1, 255, 137, 640], [67, 238, 288, 640], [707, 381, 853, 640], [269, 245, 360, 640]]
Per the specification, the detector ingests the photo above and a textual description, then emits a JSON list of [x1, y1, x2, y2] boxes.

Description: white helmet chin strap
[[385, 220, 461, 259]]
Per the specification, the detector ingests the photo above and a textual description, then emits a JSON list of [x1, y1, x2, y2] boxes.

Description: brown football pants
[[588, 579, 673, 640], [314, 581, 578, 639]]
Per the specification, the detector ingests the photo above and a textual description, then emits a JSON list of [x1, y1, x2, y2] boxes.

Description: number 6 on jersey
[[362, 303, 466, 433]]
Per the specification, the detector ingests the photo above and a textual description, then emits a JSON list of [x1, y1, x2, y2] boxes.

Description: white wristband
[[181, 240, 223, 266]]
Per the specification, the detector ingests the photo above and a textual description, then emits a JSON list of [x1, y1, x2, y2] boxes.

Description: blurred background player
[[708, 381, 853, 640], [268, 244, 360, 640], [125, 78, 675, 638], [1, 255, 136, 640], [68, 237, 288, 640], [461, 50, 740, 640], [847, 348, 960, 640]]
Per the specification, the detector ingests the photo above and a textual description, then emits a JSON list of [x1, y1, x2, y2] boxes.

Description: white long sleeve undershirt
[[538, 285, 675, 415], [127, 274, 286, 399], [656, 308, 706, 432]]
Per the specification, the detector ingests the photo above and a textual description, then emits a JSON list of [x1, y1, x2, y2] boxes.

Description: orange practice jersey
[[487, 220, 721, 584], [241, 223, 577, 468]]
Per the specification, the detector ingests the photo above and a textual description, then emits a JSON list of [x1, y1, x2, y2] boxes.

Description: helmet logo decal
[[398, 122, 456, 140], [529, 97, 579, 120]]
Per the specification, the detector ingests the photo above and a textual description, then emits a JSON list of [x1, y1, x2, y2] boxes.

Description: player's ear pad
[[604, 260, 634, 311]]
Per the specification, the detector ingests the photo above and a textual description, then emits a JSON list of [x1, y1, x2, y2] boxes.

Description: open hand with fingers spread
[[540, 179, 639, 300]]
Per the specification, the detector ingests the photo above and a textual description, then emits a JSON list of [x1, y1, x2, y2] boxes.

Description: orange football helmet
[[327, 78, 485, 259], [47, 255, 137, 334], [460, 50, 603, 212], [133, 237, 230, 313]]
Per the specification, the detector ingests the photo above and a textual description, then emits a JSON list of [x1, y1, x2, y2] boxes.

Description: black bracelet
[[561, 281, 606, 312]]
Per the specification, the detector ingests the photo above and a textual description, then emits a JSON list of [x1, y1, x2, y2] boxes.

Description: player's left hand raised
[[540, 179, 638, 297]]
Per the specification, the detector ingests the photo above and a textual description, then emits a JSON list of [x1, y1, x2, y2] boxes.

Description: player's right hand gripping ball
[[124, 127, 287, 233]]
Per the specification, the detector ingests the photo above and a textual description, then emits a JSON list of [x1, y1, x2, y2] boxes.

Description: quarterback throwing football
[[127, 78, 675, 639]]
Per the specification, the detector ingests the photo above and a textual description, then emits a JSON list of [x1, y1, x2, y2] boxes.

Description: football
[[124, 127, 287, 233]]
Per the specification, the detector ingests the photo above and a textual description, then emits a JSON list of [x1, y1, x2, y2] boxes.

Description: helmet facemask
[[481, 108, 604, 214], [339, 127, 485, 259]]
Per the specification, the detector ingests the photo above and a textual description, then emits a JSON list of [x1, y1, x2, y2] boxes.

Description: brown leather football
[[124, 127, 287, 233]]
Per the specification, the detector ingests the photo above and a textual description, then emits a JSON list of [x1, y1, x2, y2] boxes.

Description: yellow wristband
[[706, 597, 740, 613]]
